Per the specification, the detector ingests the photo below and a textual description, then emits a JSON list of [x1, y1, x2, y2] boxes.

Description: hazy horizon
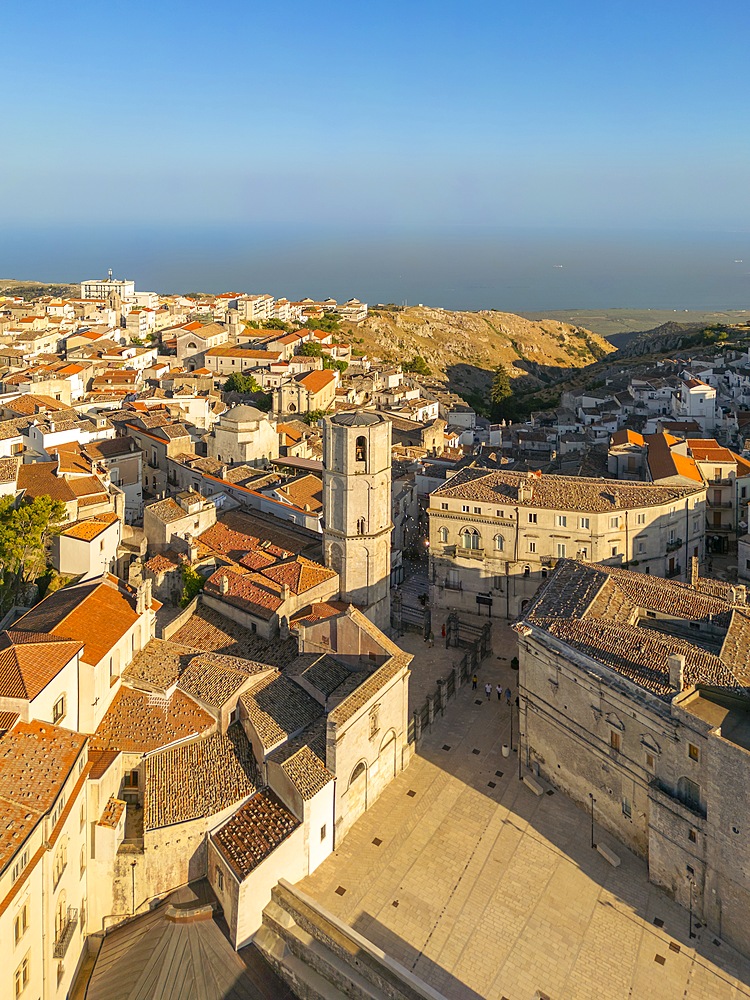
[[2, 224, 748, 314]]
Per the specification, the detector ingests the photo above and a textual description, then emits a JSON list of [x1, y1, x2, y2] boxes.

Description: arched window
[[187, 341, 198, 350], [523, 565, 531, 577], [460, 528, 481, 550], [357, 516, 366, 535], [356, 436, 367, 463], [438, 527, 449, 543], [349, 761, 366, 786], [494, 534, 505, 552]]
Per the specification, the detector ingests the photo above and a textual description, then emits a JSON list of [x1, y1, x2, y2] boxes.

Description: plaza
[[299, 638, 750, 1000]]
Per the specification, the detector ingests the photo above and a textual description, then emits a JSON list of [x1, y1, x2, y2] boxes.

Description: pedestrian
[[472, 674, 478, 690], [427, 631, 434, 648], [485, 682, 492, 701], [496, 684, 502, 701], [505, 687, 512, 706], [441, 623, 446, 638]]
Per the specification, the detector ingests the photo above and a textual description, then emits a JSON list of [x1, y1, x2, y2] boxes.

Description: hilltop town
[[1, 274, 750, 999]]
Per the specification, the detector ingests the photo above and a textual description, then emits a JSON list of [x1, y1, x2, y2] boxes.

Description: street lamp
[[589, 793, 596, 849]]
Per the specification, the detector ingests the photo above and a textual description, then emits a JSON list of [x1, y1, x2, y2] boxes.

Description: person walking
[[472, 674, 478, 690], [496, 683, 503, 701], [505, 687, 512, 706], [485, 682, 492, 701]]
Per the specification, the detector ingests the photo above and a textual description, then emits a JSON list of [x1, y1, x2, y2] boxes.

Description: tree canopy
[[490, 364, 512, 405], [299, 342, 323, 357], [223, 372, 261, 394], [0, 495, 67, 610], [403, 355, 431, 376]]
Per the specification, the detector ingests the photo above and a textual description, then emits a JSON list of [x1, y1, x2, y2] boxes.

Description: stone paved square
[[299, 641, 750, 1000]]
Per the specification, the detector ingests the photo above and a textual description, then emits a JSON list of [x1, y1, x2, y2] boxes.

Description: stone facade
[[322, 412, 393, 631]]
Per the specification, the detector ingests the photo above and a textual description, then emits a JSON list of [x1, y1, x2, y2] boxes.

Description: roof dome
[[224, 404, 266, 423], [331, 411, 384, 427]]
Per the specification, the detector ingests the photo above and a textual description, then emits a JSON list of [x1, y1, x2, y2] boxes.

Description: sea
[[1, 224, 748, 313]]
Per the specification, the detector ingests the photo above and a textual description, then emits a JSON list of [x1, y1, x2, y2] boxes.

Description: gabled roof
[[0, 631, 82, 699]]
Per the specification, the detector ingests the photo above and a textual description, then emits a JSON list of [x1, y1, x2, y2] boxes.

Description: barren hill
[[350, 305, 614, 395]]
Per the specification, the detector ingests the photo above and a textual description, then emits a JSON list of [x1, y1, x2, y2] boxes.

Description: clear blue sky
[[2, 0, 749, 230]]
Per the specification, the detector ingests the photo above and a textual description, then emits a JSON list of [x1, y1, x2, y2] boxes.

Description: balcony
[[665, 538, 683, 553], [707, 500, 733, 509], [665, 564, 682, 579], [444, 580, 463, 592], [53, 907, 79, 959], [458, 547, 485, 561], [650, 778, 706, 820]]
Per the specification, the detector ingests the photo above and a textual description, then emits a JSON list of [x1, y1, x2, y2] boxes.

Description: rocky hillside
[[349, 305, 614, 394]]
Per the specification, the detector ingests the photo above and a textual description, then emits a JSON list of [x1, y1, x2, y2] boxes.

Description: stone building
[[428, 468, 707, 619], [206, 404, 279, 468], [322, 412, 393, 631], [514, 559, 750, 957]]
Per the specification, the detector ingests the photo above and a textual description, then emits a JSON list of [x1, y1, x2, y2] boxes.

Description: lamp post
[[510, 699, 514, 751], [131, 860, 137, 915], [589, 793, 596, 849]]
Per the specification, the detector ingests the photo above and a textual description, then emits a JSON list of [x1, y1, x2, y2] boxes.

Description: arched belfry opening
[[355, 435, 367, 464]]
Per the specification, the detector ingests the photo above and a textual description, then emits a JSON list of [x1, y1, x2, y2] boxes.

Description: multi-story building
[[428, 469, 707, 619], [236, 294, 275, 323], [80, 276, 135, 301], [514, 559, 750, 957]]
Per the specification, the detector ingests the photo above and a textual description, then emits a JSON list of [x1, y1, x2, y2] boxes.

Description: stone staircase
[[255, 880, 447, 1000]]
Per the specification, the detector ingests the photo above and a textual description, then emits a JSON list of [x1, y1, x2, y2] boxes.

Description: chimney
[[690, 555, 699, 587], [220, 574, 229, 595], [136, 581, 146, 614], [143, 578, 152, 611], [668, 653, 685, 692], [737, 585, 747, 605], [281, 583, 290, 604]]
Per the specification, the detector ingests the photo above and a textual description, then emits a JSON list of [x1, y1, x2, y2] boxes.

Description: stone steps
[[255, 880, 447, 1000]]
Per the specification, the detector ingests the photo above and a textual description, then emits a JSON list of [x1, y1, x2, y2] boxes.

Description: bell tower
[[323, 412, 392, 630]]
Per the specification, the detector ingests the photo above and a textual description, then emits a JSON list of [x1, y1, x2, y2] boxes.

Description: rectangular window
[[609, 516, 619, 529], [124, 769, 139, 789], [14, 904, 28, 945], [579, 546, 589, 559], [611, 546, 618, 557], [622, 796, 632, 819], [52, 695, 65, 724], [320, 824, 327, 842], [579, 516, 590, 529], [637, 541, 645, 553], [462, 505, 469, 513], [645, 752, 655, 770], [217, 867, 224, 891], [473, 506, 481, 514], [688, 743, 700, 761], [493, 575, 503, 590], [528, 541, 537, 553], [610, 731, 621, 752], [688, 828, 697, 843], [557, 543, 566, 558], [528, 512, 537, 524], [556, 515, 567, 527], [80, 801, 85, 830], [11, 850, 29, 884], [636, 513, 646, 525], [441, 502, 448, 510], [14, 956, 29, 998], [496, 509, 504, 518]]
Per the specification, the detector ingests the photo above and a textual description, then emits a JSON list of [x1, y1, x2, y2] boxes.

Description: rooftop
[[240, 672, 322, 752], [212, 789, 300, 880], [92, 686, 215, 753]]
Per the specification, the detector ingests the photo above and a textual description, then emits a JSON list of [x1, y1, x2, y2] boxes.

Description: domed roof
[[331, 411, 384, 427], [223, 404, 267, 423]]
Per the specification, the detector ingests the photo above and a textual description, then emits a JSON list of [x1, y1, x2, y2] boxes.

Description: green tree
[[260, 318, 291, 331], [403, 355, 431, 376], [303, 409, 326, 425], [323, 357, 348, 373], [299, 341, 323, 357], [0, 495, 67, 609], [223, 372, 261, 394], [180, 565, 204, 607], [305, 315, 340, 333], [490, 364, 512, 406]]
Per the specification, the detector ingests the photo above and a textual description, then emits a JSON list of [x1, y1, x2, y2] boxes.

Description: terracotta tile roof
[[0, 631, 83, 699], [205, 568, 284, 619], [261, 556, 336, 595], [286, 651, 352, 698], [272, 474, 323, 513], [520, 560, 750, 700], [0, 711, 19, 734], [60, 511, 119, 541], [272, 732, 333, 799], [240, 672, 322, 752], [14, 578, 141, 665], [212, 789, 300, 880], [433, 468, 703, 511], [47, 443, 93, 476], [88, 748, 120, 780], [17, 461, 75, 502], [290, 601, 349, 629], [146, 498, 185, 523], [298, 369, 336, 394], [644, 432, 703, 483], [0, 721, 86, 873], [0, 457, 19, 484], [198, 522, 261, 560], [144, 553, 178, 574], [610, 429, 645, 447], [92, 686, 215, 752], [144, 725, 258, 831], [170, 604, 298, 665], [180, 653, 270, 709], [98, 795, 126, 829]]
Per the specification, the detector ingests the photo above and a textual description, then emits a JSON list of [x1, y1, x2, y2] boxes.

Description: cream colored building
[[206, 404, 279, 467], [0, 722, 89, 1000], [428, 469, 707, 619], [323, 411, 393, 631]]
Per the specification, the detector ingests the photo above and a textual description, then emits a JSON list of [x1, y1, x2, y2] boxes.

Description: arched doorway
[[347, 761, 368, 826]]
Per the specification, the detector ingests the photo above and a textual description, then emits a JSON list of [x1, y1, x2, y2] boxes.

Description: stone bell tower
[[322, 412, 392, 631]]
